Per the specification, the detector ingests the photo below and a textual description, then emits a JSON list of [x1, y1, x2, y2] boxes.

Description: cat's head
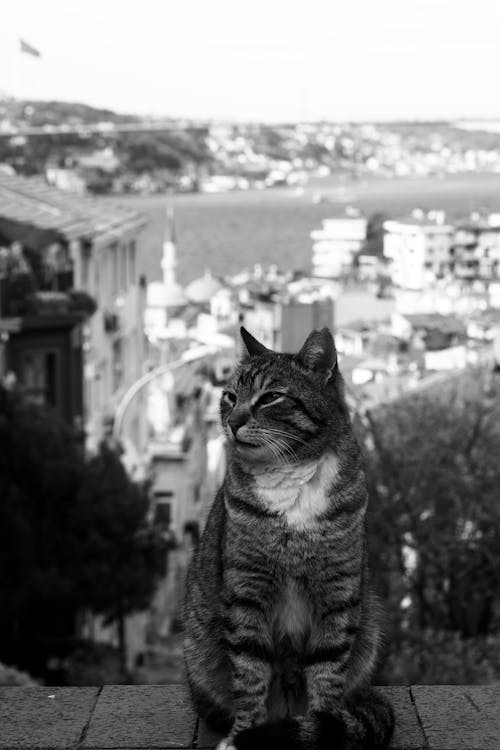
[[220, 326, 349, 467]]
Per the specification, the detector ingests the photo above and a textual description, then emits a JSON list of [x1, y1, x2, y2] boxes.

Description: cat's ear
[[240, 326, 271, 358], [297, 328, 337, 382]]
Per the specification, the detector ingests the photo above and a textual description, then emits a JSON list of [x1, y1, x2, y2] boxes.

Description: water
[[112, 173, 500, 286]]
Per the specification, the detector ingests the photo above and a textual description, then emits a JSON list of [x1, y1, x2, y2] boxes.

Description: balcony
[[0, 277, 97, 321], [0, 684, 498, 749]]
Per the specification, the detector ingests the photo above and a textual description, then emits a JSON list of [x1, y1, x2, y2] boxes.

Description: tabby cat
[[183, 327, 394, 750]]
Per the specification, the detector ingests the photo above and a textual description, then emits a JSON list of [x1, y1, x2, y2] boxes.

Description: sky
[[1, 0, 500, 123]]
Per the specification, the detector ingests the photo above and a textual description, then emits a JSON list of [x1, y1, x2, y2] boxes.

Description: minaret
[[161, 204, 177, 289]]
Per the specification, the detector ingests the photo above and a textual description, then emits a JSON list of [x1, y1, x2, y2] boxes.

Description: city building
[[281, 299, 334, 351], [144, 211, 237, 359], [240, 296, 281, 350], [185, 270, 224, 307], [390, 312, 467, 350], [0, 281, 89, 427], [392, 283, 488, 316], [311, 216, 367, 278], [333, 286, 394, 327], [451, 215, 500, 282], [0, 171, 148, 450], [238, 271, 395, 354], [384, 211, 453, 290]]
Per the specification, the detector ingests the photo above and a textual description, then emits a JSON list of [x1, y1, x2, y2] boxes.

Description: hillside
[[3, 98, 500, 194], [0, 98, 139, 127], [0, 98, 211, 187]]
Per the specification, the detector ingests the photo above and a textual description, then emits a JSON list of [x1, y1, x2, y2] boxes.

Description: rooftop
[[0, 172, 146, 244], [455, 219, 500, 233], [384, 209, 452, 232], [384, 218, 453, 233], [0, 684, 498, 750], [185, 272, 224, 304], [401, 312, 466, 335]]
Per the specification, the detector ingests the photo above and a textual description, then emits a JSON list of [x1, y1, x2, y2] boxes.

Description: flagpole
[[0, 27, 18, 99]]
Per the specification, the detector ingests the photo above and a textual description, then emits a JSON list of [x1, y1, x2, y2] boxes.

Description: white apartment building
[[452, 217, 500, 281], [384, 213, 453, 290], [311, 217, 367, 278]]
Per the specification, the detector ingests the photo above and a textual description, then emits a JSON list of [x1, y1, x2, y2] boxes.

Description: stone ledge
[[0, 685, 499, 750]]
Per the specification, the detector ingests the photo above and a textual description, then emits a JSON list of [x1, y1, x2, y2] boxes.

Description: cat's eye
[[222, 391, 237, 407], [257, 392, 285, 407]]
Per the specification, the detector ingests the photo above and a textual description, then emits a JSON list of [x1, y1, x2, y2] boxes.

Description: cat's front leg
[[217, 603, 273, 748], [217, 644, 273, 748], [304, 615, 355, 713]]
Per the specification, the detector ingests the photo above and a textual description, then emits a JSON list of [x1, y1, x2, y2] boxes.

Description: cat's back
[[185, 487, 226, 611]]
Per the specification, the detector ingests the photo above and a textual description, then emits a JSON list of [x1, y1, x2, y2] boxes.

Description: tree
[[0, 386, 83, 673], [70, 443, 165, 669], [0, 386, 164, 679], [122, 134, 183, 173], [355, 368, 500, 683]]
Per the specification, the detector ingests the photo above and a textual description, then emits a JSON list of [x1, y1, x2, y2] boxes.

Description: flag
[[19, 38, 41, 58]]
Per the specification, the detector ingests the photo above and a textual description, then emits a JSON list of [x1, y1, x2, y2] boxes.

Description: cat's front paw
[[215, 739, 237, 750]]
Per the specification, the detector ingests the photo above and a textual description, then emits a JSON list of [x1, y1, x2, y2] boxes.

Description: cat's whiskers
[[253, 432, 291, 465], [263, 427, 310, 448], [259, 435, 287, 463], [274, 439, 297, 464], [259, 432, 297, 464], [260, 428, 299, 458]]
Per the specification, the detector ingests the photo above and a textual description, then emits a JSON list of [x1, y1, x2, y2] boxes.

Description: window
[[128, 241, 136, 285], [21, 349, 59, 408], [153, 496, 173, 527], [81, 243, 92, 290], [119, 244, 127, 292], [109, 243, 118, 299], [99, 251, 108, 302], [112, 338, 123, 391]]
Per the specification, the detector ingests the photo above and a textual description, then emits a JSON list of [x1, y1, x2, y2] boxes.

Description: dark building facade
[[0, 171, 146, 436]]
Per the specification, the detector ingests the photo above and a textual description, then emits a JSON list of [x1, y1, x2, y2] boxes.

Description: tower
[[161, 204, 177, 289]]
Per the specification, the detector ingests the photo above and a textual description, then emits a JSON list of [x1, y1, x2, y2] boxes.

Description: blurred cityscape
[[1, 92, 500, 688], [4, 99, 500, 194]]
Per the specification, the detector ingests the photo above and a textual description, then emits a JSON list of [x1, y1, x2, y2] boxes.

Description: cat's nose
[[228, 409, 249, 436]]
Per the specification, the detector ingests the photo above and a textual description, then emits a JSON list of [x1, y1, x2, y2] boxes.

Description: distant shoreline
[[110, 172, 500, 286]]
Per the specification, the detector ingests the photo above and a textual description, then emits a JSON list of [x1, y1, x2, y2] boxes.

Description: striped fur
[[183, 328, 394, 750]]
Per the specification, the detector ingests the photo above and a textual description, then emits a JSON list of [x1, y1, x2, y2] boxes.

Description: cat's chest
[[254, 453, 339, 529], [272, 577, 311, 650]]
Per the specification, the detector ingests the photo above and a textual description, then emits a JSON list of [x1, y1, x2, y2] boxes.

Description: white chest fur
[[273, 577, 311, 645], [253, 453, 339, 528]]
